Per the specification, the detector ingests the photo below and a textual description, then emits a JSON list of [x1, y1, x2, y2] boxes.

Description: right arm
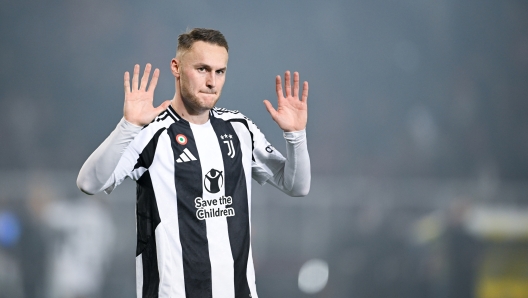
[[76, 64, 170, 195], [77, 118, 141, 194]]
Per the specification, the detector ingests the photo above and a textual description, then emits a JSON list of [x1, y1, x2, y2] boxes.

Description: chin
[[199, 95, 220, 107]]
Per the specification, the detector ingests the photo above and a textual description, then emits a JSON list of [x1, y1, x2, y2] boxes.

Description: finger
[[301, 81, 309, 103], [124, 71, 130, 94], [132, 64, 140, 90], [275, 75, 283, 100], [263, 100, 277, 119], [148, 68, 160, 93], [293, 72, 300, 98], [140, 63, 151, 91], [284, 71, 291, 97]]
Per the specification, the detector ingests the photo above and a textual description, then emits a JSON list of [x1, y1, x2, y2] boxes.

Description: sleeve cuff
[[119, 117, 143, 131], [283, 129, 306, 142]]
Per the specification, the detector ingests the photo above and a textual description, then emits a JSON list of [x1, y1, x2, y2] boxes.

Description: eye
[[197, 67, 206, 72], [216, 69, 225, 75]]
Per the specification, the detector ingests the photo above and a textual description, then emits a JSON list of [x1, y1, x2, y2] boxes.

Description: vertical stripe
[[133, 128, 167, 170], [227, 119, 255, 162], [230, 121, 259, 298], [124, 117, 177, 297], [137, 171, 161, 297], [192, 121, 235, 298], [167, 121, 213, 297], [149, 132, 186, 297], [136, 256, 143, 298], [246, 248, 258, 297], [133, 127, 167, 297], [211, 118, 251, 298]]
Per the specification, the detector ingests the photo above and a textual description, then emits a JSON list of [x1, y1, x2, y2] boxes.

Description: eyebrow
[[195, 64, 226, 72]]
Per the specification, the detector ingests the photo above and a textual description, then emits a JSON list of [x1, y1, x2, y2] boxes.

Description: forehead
[[181, 41, 228, 67]]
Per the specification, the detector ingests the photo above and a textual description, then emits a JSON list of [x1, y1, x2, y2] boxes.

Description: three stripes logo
[[176, 148, 197, 163], [220, 134, 235, 158]]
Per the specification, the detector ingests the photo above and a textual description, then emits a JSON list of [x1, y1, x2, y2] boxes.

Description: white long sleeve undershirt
[[77, 118, 142, 195], [77, 118, 311, 197]]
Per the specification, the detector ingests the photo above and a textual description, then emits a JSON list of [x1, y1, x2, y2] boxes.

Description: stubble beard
[[179, 82, 220, 115]]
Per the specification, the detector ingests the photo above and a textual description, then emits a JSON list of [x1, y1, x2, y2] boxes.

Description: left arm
[[262, 71, 310, 196], [265, 129, 310, 196]]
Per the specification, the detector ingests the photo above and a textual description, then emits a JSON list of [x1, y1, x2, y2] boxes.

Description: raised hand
[[263, 71, 308, 132], [123, 64, 171, 126]]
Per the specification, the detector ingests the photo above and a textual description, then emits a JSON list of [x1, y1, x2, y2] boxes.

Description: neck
[[171, 94, 210, 125]]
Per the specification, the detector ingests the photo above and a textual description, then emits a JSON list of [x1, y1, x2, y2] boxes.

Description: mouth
[[200, 89, 216, 95]]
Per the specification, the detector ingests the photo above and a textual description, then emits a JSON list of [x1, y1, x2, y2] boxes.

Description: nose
[[206, 72, 215, 89]]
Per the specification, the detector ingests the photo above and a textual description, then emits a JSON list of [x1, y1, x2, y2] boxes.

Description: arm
[[77, 64, 170, 195], [77, 118, 141, 194], [265, 129, 310, 196], [261, 71, 311, 196]]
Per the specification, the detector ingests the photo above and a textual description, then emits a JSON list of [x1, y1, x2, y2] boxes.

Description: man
[[77, 28, 310, 298]]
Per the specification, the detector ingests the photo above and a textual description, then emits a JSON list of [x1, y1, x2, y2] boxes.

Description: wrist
[[283, 129, 306, 139], [120, 117, 143, 130]]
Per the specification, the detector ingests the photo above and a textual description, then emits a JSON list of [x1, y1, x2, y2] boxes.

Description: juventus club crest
[[220, 134, 235, 158], [204, 169, 224, 193]]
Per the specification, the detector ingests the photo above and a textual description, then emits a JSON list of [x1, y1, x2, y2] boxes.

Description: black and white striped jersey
[[105, 105, 295, 298]]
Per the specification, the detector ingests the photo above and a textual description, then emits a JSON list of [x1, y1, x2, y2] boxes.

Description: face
[[172, 41, 228, 114]]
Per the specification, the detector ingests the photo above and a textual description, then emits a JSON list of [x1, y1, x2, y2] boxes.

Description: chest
[[152, 120, 251, 197]]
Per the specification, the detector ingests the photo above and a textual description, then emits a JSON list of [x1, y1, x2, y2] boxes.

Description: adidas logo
[[177, 148, 197, 163]]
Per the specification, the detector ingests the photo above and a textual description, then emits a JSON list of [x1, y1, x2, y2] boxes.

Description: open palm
[[263, 71, 308, 132], [123, 64, 171, 126]]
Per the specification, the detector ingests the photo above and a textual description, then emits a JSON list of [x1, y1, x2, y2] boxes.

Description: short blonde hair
[[177, 28, 228, 57]]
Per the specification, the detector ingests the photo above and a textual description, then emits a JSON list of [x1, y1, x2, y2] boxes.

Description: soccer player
[[77, 28, 310, 298]]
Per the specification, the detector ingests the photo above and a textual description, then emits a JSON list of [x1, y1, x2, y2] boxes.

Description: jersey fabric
[[106, 106, 287, 298]]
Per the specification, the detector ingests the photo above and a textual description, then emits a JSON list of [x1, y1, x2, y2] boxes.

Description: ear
[[171, 58, 180, 78]]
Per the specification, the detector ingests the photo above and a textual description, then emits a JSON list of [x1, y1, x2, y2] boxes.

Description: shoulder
[[211, 107, 262, 130], [135, 108, 176, 139], [211, 107, 245, 120], [211, 107, 270, 145], [211, 107, 260, 125], [145, 107, 179, 128]]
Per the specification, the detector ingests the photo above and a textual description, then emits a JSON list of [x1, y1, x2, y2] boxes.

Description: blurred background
[[1, 0, 528, 297]]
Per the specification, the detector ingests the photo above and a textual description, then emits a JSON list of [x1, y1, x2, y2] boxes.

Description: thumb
[[155, 100, 171, 113], [263, 100, 277, 119]]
